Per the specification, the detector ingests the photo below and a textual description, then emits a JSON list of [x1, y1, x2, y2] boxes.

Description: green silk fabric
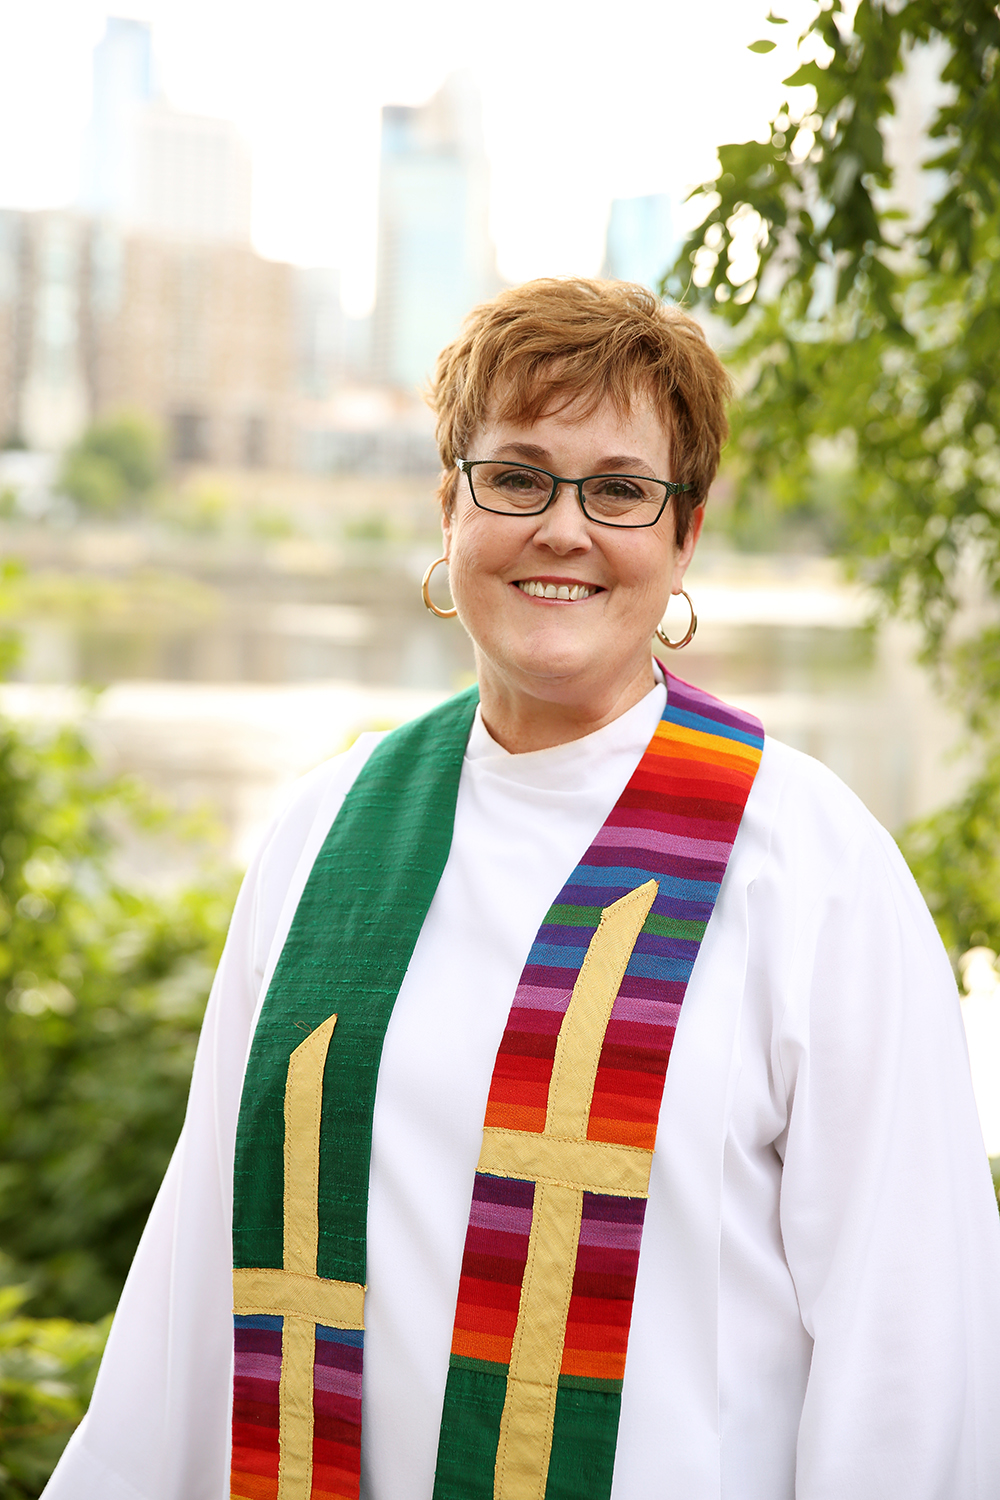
[[232, 685, 479, 1283], [433, 1369, 619, 1500]]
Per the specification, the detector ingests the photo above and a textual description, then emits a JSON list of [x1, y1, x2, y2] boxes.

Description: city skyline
[[0, 0, 819, 313]]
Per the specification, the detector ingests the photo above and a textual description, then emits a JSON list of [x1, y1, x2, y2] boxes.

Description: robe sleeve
[[770, 790, 1000, 1498], [41, 749, 374, 1500]]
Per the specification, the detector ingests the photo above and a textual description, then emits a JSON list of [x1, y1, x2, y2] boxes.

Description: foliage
[[899, 752, 1000, 957], [58, 414, 164, 516], [0, 710, 238, 1322], [0, 1278, 109, 1499], [0, 564, 22, 680], [164, 481, 231, 536], [0, 567, 218, 635], [668, 0, 1000, 639], [0, 562, 236, 1489], [666, 0, 1000, 949]]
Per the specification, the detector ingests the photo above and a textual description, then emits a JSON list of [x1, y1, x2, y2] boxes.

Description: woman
[[45, 279, 1000, 1500]]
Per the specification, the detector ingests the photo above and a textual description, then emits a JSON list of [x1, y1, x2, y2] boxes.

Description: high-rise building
[[80, 17, 153, 219], [0, 209, 294, 463], [89, 231, 293, 464], [128, 104, 253, 244], [0, 210, 24, 445], [372, 73, 500, 391], [81, 16, 253, 245], [0, 211, 90, 451], [295, 267, 347, 399], [602, 194, 677, 293]]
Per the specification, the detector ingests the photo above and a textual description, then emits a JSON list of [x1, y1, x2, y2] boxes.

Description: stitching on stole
[[545, 926, 601, 1143], [241, 1301, 366, 1329], [544, 883, 656, 1145]]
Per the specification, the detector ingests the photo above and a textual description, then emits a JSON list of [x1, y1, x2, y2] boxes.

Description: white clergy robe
[[44, 679, 1000, 1500]]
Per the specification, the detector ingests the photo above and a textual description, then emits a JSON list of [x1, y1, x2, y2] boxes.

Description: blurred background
[[0, 3, 998, 1492]]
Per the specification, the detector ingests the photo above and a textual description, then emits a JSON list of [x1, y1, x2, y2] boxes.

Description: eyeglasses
[[457, 459, 693, 529]]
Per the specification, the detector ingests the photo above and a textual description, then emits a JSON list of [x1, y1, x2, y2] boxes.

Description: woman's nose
[[532, 482, 592, 551]]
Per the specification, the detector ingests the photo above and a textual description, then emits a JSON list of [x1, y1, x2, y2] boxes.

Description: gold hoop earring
[[421, 556, 458, 618], [655, 588, 697, 650]]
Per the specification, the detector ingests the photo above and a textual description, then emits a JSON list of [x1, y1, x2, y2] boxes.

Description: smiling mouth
[[516, 580, 600, 601]]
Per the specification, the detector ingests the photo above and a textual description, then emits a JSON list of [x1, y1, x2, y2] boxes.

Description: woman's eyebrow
[[488, 442, 656, 473], [489, 442, 550, 461], [594, 455, 656, 474]]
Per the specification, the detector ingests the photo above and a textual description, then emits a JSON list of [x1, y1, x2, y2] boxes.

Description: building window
[[171, 408, 209, 463], [243, 414, 266, 468]]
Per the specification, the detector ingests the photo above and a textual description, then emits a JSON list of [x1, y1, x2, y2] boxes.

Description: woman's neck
[[475, 657, 659, 754]]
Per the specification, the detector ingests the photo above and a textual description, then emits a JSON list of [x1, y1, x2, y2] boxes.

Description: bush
[[0, 714, 237, 1321], [58, 415, 164, 516], [0, 1280, 109, 1499], [898, 754, 1000, 964]]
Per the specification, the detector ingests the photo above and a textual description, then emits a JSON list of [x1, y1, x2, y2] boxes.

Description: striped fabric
[[312, 1327, 364, 1500], [435, 673, 764, 1498], [451, 1176, 536, 1367], [232, 1314, 282, 1500], [561, 1194, 645, 1384], [230, 1316, 363, 1500]]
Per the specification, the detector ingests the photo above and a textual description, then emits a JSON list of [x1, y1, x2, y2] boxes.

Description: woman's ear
[[439, 465, 459, 560], [673, 504, 705, 590]]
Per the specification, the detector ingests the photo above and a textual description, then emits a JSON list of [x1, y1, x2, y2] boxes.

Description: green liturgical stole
[[232, 686, 479, 1287], [231, 687, 480, 1500]]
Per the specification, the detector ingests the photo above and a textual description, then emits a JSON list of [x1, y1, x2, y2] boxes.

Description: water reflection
[[2, 529, 965, 862]]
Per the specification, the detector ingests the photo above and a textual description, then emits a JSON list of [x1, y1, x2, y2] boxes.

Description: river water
[[0, 522, 966, 866]]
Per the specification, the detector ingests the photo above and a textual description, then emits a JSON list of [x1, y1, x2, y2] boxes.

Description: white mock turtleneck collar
[[465, 667, 667, 789]]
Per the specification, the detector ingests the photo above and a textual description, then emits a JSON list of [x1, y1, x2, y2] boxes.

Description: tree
[[0, 565, 237, 1488], [667, 0, 1000, 958], [58, 414, 164, 516], [0, 1278, 108, 1499], [0, 708, 237, 1322]]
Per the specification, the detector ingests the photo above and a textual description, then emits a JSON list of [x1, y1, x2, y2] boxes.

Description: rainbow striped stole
[[433, 675, 764, 1499], [228, 673, 763, 1500]]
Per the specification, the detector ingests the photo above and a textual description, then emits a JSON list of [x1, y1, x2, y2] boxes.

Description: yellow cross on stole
[[232, 1014, 365, 1500], [477, 880, 659, 1499]]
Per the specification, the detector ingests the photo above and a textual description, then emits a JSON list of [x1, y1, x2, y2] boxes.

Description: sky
[[0, 0, 819, 315]]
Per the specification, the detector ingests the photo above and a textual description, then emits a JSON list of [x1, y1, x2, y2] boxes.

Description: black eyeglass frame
[[456, 458, 694, 530]]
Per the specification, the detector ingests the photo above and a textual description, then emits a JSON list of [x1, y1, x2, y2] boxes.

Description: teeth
[[517, 580, 595, 601]]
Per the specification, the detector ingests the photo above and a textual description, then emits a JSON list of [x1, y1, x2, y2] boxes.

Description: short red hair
[[427, 277, 731, 543]]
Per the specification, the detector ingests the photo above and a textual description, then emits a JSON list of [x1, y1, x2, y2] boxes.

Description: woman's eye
[[592, 478, 643, 500], [496, 469, 545, 492]]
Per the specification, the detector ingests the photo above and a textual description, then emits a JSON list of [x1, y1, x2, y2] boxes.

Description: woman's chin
[[478, 630, 651, 706]]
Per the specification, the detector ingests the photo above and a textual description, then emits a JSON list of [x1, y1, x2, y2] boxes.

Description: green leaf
[[748, 38, 777, 53], [782, 60, 827, 87]]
